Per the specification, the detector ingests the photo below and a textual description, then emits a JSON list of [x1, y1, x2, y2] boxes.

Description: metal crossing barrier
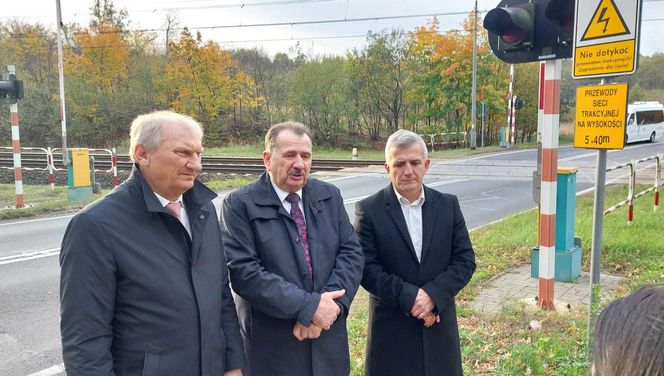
[[603, 154, 661, 224], [0, 146, 53, 190], [2, 147, 120, 189]]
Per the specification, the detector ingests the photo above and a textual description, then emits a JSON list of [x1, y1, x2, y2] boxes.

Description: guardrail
[[0, 146, 53, 189], [1, 147, 120, 189], [603, 154, 661, 224], [418, 132, 467, 152]]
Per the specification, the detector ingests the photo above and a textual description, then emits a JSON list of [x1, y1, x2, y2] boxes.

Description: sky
[[1, 0, 664, 59]]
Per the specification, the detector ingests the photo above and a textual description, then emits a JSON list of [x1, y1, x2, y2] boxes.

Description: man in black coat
[[221, 121, 364, 376], [355, 129, 476, 376], [59, 111, 244, 375]]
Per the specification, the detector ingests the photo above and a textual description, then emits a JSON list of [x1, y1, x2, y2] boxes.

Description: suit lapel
[[188, 206, 210, 265], [384, 185, 419, 263], [420, 186, 437, 263], [257, 173, 313, 289]]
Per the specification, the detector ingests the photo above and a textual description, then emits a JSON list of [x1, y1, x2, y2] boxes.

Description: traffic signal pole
[[484, 0, 574, 310], [8, 65, 24, 208], [537, 59, 562, 309]]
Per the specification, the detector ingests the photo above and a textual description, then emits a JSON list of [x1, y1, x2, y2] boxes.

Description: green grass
[[203, 142, 530, 160], [0, 185, 109, 220], [0, 177, 255, 220], [347, 184, 663, 375], [203, 176, 257, 191], [116, 140, 536, 160]]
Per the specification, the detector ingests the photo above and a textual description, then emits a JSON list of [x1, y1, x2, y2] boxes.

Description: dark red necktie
[[286, 193, 313, 281]]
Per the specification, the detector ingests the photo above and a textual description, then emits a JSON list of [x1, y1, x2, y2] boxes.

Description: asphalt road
[[1, 141, 662, 375]]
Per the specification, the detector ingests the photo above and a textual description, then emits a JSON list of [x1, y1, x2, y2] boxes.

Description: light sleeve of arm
[[59, 212, 116, 376], [221, 196, 320, 326], [421, 196, 476, 311], [319, 189, 365, 316], [355, 201, 419, 314]]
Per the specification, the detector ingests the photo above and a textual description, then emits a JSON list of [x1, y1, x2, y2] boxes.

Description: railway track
[[0, 151, 383, 174]]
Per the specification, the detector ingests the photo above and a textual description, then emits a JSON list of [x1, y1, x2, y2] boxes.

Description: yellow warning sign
[[574, 83, 627, 150], [573, 0, 641, 79], [581, 0, 630, 41], [574, 39, 635, 77]]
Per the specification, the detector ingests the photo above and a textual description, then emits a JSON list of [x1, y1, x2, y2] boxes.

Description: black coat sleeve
[[319, 189, 365, 316], [221, 195, 321, 326], [59, 212, 116, 376]]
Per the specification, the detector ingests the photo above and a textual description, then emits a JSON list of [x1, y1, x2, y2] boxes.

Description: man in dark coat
[[355, 129, 476, 376], [221, 121, 364, 376], [59, 111, 244, 376]]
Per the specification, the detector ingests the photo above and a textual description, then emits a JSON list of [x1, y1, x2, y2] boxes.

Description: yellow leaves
[[162, 30, 260, 124], [65, 24, 128, 93]]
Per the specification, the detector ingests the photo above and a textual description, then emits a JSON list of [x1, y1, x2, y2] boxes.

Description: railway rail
[[0, 151, 383, 174]]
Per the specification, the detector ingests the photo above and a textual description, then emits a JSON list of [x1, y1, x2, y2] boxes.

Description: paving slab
[[469, 264, 623, 314]]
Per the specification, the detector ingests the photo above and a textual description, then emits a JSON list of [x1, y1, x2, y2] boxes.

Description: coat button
[[296, 238, 300, 243]]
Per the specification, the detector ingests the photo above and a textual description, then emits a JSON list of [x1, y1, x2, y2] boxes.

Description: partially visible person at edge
[[354, 129, 476, 376], [221, 121, 364, 376], [59, 110, 244, 375], [592, 285, 664, 376]]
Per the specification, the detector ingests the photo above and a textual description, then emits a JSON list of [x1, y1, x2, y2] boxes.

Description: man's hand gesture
[[312, 289, 345, 330], [411, 289, 435, 319]]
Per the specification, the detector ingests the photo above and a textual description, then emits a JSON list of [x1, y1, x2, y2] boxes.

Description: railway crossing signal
[[0, 73, 24, 104], [484, 0, 575, 64]]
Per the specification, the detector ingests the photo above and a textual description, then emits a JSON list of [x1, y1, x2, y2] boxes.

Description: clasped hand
[[293, 289, 345, 341], [411, 288, 439, 328]]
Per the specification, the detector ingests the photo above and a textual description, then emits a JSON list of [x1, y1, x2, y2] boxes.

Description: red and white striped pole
[[112, 147, 119, 187], [655, 155, 661, 211], [47, 146, 55, 190], [507, 64, 515, 146], [511, 95, 517, 146], [538, 59, 561, 309], [8, 66, 24, 208]]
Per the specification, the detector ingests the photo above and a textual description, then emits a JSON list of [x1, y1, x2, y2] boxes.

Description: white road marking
[[0, 248, 60, 266], [26, 363, 65, 376], [0, 214, 74, 226], [427, 178, 471, 187], [323, 175, 362, 182]]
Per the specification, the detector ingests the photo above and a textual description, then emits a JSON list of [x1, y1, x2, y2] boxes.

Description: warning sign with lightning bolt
[[572, 0, 642, 79], [581, 0, 630, 41]]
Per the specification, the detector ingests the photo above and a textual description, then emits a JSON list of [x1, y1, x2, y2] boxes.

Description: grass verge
[[348, 184, 663, 375], [0, 185, 109, 221], [202, 142, 530, 160], [0, 177, 255, 221]]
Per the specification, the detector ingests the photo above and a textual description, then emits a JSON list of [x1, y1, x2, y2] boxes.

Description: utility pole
[[55, 0, 69, 166], [470, 0, 478, 149]]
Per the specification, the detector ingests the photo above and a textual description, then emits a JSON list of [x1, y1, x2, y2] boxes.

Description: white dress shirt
[[270, 180, 305, 223], [154, 192, 192, 238], [393, 187, 426, 262]]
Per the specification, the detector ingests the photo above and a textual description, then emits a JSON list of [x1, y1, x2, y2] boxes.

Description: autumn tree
[[347, 30, 410, 140], [289, 56, 351, 146], [408, 14, 508, 146], [0, 21, 60, 146], [161, 29, 260, 145]]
